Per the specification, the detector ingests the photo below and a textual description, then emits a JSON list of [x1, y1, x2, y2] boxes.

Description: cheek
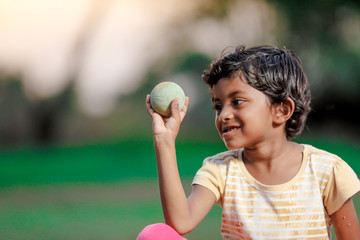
[[215, 116, 222, 133], [215, 117, 219, 130]]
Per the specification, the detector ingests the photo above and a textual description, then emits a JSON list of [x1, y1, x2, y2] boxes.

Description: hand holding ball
[[150, 82, 185, 117]]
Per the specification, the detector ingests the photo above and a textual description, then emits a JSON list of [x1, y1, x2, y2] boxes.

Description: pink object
[[137, 223, 187, 240]]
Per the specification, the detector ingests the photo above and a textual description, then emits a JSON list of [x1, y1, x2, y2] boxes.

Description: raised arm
[[145, 95, 216, 235]]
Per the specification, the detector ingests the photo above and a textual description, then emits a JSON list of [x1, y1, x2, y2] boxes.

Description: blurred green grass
[[0, 139, 227, 187], [0, 137, 359, 239]]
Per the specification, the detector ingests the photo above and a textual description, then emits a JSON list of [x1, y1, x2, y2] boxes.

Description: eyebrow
[[212, 90, 244, 102]]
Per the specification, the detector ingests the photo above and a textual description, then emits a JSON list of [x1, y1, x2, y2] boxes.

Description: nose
[[218, 106, 233, 122]]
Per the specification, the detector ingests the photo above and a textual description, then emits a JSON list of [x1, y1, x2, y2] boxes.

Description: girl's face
[[212, 75, 275, 150]]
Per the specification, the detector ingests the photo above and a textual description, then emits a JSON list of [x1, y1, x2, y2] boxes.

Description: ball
[[150, 82, 185, 117]]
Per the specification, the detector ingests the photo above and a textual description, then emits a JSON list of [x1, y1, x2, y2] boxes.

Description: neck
[[243, 137, 295, 168]]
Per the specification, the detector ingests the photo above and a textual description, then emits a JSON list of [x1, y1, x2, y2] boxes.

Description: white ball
[[150, 82, 185, 117]]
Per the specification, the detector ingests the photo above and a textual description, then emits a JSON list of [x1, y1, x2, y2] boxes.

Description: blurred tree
[[0, 0, 118, 147], [0, 77, 72, 147], [0, 78, 31, 146], [1, 0, 360, 147], [270, 0, 360, 138]]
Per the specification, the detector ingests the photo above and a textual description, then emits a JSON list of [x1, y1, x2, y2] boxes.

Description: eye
[[213, 103, 223, 113], [233, 99, 244, 106]]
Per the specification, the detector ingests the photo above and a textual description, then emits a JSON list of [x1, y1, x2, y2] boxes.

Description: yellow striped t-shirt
[[192, 144, 360, 239]]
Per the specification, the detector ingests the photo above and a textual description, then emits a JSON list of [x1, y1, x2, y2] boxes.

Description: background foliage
[[0, 0, 359, 239]]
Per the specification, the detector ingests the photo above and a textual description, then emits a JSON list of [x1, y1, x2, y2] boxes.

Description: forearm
[[154, 135, 192, 233], [145, 94, 195, 233]]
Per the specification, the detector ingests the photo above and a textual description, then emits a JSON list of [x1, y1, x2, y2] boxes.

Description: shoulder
[[202, 149, 240, 166], [304, 144, 359, 187], [198, 149, 241, 175], [193, 149, 241, 203], [305, 144, 345, 168], [305, 144, 360, 190]]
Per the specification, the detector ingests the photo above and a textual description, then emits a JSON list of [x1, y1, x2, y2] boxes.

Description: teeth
[[224, 127, 239, 133]]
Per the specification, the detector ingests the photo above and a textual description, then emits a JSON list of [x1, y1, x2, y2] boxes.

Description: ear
[[272, 97, 295, 125]]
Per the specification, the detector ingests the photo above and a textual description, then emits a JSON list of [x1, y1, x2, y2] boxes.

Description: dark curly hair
[[202, 45, 311, 140]]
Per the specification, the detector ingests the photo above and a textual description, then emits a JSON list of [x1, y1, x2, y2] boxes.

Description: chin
[[224, 141, 243, 150], [221, 135, 246, 150]]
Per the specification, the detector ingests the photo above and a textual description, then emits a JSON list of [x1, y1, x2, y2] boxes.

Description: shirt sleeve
[[323, 157, 360, 215], [192, 157, 225, 205]]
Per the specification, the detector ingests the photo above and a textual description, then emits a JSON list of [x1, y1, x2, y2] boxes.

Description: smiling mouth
[[223, 126, 241, 134]]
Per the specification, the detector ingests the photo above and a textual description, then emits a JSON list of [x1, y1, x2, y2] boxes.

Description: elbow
[[165, 219, 195, 236], [173, 225, 193, 236]]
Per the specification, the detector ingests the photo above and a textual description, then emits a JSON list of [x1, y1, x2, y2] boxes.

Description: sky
[[0, 0, 277, 116]]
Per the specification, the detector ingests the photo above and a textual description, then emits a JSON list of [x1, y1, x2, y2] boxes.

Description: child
[[138, 45, 360, 239]]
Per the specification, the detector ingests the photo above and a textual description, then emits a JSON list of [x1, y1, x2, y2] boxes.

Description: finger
[[146, 94, 166, 126], [179, 96, 189, 121], [145, 94, 155, 116], [183, 96, 190, 110], [185, 96, 189, 105], [170, 97, 181, 120]]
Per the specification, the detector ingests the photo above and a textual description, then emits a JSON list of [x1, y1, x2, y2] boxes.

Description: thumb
[[170, 97, 180, 119]]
